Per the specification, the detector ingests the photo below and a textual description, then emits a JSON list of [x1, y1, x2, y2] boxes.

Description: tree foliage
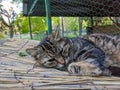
[[64, 17, 78, 31], [31, 17, 47, 34], [14, 15, 47, 34], [0, 0, 17, 38]]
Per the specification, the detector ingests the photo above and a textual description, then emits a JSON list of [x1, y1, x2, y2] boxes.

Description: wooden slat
[[0, 39, 120, 90]]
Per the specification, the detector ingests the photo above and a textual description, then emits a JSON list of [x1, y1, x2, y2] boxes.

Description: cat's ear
[[49, 25, 60, 41]]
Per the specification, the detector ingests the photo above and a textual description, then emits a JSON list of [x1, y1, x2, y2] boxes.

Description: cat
[[84, 33, 120, 68], [26, 29, 114, 76]]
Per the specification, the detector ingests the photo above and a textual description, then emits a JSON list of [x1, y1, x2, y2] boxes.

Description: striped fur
[[26, 30, 118, 76], [84, 33, 120, 68], [26, 46, 57, 68]]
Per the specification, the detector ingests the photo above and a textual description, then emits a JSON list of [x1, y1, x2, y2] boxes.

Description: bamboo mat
[[0, 39, 120, 90]]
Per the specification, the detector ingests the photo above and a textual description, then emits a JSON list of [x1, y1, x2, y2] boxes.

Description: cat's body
[[84, 33, 120, 67], [26, 31, 120, 76]]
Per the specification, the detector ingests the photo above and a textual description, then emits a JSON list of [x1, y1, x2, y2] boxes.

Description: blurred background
[[0, 0, 120, 40]]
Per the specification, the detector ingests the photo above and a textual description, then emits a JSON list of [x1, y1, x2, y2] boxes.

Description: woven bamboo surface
[[0, 39, 120, 90]]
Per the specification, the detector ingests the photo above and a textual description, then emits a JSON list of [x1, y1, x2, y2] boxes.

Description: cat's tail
[[108, 66, 120, 77]]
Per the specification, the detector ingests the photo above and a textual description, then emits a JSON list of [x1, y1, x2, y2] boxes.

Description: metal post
[[28, 16, 33, 39], [28, 0, 38, 15], [78, 17, 82, 36], [90, 17, 93, 27], [45, 0, 52, 35], [28, 0, 38, 40], [60, 17, 64, 37], [87, 17, 94, 34]]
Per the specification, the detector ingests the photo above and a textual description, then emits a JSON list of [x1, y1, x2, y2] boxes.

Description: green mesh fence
[[23, 0, 120, 40], [23, 0, 120, 17]]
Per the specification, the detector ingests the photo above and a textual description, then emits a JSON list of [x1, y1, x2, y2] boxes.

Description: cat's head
[[44, 26, 69, 64], [26, 25, 68, 68], [26, 46, 57, 68]]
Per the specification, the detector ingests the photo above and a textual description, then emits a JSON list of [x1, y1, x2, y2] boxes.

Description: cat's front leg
[[67, 61, 106, 76]]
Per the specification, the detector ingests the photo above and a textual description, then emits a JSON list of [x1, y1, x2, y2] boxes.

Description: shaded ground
[[0, 39, 120, 90]]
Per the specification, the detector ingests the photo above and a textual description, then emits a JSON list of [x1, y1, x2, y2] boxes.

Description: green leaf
[[19, 52, 28, 57]]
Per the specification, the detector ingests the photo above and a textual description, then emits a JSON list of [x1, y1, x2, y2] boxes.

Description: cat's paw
[[67, 62, 103, 76], [67, 62, 81, 75]]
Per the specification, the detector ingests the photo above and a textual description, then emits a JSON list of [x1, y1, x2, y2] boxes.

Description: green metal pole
[[28, 0, 38, 15], [45, 0, 52, 35], [90, 17, 93, 27], [28, 0, 38, 40], [61, 17, 64, 37], [78, 17, 83, 36], [28, 16, 33, 39], [88, 17, 93, 27]]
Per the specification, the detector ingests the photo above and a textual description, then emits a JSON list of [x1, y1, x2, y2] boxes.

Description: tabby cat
[[26, 29, 120, 76], [84, 33, 120, 68]]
